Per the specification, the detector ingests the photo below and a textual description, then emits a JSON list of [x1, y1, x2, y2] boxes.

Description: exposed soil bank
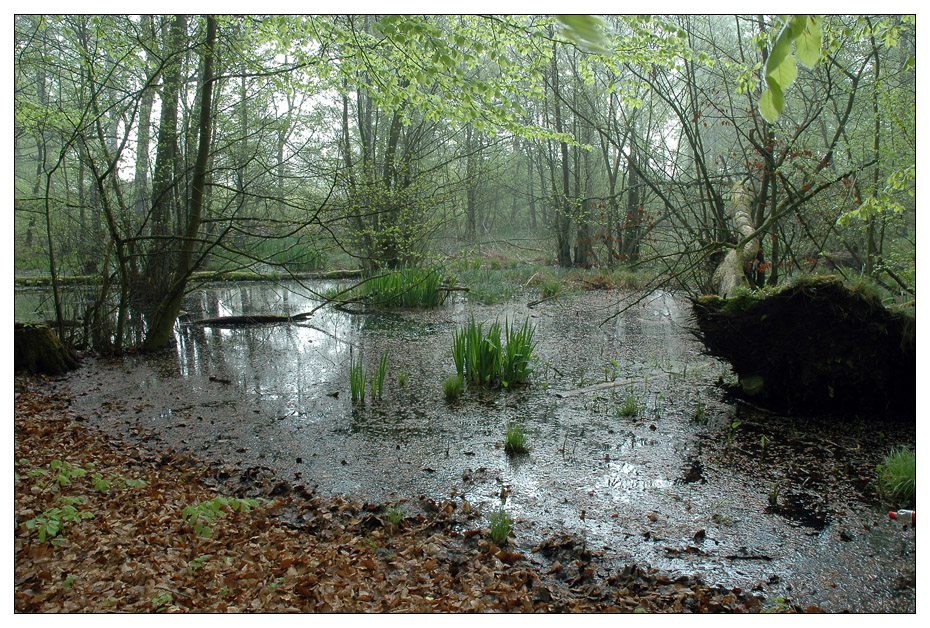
[[34, 282, 916, 612]]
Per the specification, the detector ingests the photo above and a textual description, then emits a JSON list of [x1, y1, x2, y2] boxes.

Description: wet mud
[[29, 280, 915, 612]]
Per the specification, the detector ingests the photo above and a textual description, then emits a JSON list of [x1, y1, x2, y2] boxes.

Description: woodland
[[13, 15, 916, 350], [13, 14, 917, 613]]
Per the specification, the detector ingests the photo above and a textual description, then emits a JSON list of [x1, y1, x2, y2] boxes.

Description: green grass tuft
[[503, 422, 529, 455], [328, 267, 454, 309], [443, 374, 464, 400], [618, 394, 638, 418], [488, 509, 512, 545], [876, 446, 916, 507]]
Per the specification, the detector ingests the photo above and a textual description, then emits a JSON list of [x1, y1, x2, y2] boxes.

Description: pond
[[21, 279, 916, 612]]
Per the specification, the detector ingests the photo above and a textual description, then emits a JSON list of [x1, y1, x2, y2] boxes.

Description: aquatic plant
[[503, 422, 528, 455], [451, 316, 537, 389], [397, 371, 408, 388], [451, 327, 467, 378], [488, 509, 512, 545], [618, 394, 638, 418], [443, 374, 463, 400], [350, 356, 366, 404], [453, 317, 502, 386], [371, 351, 389, 400], [876, 445, 916, 507], [329, 267, 454, 309], [501, 318, 537, 387]]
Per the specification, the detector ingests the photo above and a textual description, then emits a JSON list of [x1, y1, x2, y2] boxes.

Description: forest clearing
[[14, 14, 916, 613]]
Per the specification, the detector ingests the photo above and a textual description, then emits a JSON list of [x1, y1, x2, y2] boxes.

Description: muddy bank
[[45, 282, 916, 612]]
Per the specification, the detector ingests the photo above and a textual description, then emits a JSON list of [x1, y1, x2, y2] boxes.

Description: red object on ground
[[889, 509, 915, 524]]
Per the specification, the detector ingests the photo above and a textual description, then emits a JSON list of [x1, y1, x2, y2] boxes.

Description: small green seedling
[[488, 509, 512, 545], [504, 422, 529, 455]]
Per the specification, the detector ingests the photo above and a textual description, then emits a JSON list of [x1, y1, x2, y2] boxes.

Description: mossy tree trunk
[[712, 182, 760, 297], [15, 324, 79, 375]]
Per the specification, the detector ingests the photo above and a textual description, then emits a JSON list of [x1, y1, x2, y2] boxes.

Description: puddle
[[20, 279, 916, 612]]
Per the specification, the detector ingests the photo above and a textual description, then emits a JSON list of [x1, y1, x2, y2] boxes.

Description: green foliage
[[371, 351, 389, 400], [876, 446, 916, 507], [91, 472, 146, 493], [181, 496, 261, 538], [618, 394, 639, 418], [501, 318, 538, 387], [503, 422, 529, 455], [151, 591, 174, 611], [49, 459, 87, 489], [350, 356, 366, 404], [726, 421, 742, 450], [488, 509, 512, 545], [768, 480, 782, 507], [760, 15, 823, 122], [385, 505, 404, 530], [451, 316, 537, 389], [556, 15, 609, 54], [452, 317, 502, 387], [443, 374, 464, 401], [20, 496, 94, 544], [837, 165, 915, 225], [331, 268, 454, 309]]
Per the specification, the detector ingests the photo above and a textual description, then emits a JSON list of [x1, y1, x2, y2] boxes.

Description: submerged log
[[189, 314, 306, 328], [690, 276, 915, 417], [14, 323, 80, 375]]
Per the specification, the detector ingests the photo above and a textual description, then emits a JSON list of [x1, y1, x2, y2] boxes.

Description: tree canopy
[[13, 14, 915, 350]]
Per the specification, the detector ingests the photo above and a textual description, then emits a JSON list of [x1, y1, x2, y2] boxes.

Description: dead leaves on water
[[14, 377, 775, 613]]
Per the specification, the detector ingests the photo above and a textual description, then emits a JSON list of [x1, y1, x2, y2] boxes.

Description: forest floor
[[13, 375, 806, 613]]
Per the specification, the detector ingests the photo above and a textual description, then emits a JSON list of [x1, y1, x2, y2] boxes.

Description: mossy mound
[[690, 276, 915, 418], [14, 323, 80, 375]]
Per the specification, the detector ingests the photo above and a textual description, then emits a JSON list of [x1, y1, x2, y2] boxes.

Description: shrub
[[876, 446, 916, 507]]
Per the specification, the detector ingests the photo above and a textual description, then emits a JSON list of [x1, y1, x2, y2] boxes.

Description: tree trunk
[[144, 14, 186, 297], [15, 324, 79, 375], [712, 182, 760, 297], [143, 15, 217, 351], [551, 43, 572, 268]]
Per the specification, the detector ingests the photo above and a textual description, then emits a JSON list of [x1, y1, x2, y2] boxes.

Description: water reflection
[[43, 280, 912, 611]]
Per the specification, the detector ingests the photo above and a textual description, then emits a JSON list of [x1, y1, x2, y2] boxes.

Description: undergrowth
[[876, 446, 916, 508]]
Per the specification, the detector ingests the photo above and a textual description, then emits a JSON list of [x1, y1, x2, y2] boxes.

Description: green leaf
[[556, 15, 609, 54], [767, 47, 797, 92], [759, 84, 784, 123], [794, 16, 822, 68]]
